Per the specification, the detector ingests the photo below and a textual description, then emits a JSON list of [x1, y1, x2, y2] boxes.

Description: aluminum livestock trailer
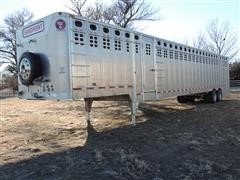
[[16, 12, 229, 125]]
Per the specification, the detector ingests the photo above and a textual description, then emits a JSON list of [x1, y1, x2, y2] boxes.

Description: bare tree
[[68, 0, 87, 16], [0, 8, 33, 75], [230, 61, 240, 80], [193, 32, 208, 50], [85, 3, 113, 24], [111, 0, 159, 28], [67, 0, 160, 28], [193, 19, 239, 61]]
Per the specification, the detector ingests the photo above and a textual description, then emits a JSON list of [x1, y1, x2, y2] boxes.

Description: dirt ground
[[0, 91, 240, 179]]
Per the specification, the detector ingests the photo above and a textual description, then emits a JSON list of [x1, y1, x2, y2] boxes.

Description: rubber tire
[[216, 89, 222, 102], [186, 96, 195, 103], [208, 90, 217, 103], [177, 96, 195, 103], [18, 52, 43, 86], [177, 96, 187, 103]]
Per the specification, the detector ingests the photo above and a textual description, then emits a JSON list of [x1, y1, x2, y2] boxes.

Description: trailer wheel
[[208, 90, 217, 103], [177, 96, 188, 103], [18, 52, 43, 86], [177, 96, 195, 103], [187, 96, 195, 103], [217, 89, 222, 102]]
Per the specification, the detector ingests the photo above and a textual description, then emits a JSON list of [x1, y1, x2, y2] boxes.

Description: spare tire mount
[[18, 52, 43, 86]]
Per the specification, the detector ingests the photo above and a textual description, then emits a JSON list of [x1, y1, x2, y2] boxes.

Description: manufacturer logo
[[55, 19, 66, 30], [23, 21, 44, 37]]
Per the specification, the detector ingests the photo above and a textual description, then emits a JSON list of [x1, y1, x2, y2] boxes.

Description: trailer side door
[[142, 36, 155, 100]]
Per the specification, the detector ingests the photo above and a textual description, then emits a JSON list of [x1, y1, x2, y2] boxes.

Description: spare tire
[[18, 52, 43, 86]]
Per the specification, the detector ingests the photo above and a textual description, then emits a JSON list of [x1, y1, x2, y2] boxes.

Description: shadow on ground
[[1, 99, 240, 180]]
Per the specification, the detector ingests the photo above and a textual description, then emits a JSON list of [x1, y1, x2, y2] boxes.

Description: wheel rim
[[219, 92, 222, 100], [213, 92, 217, 102], [19, 58, 31, 80]]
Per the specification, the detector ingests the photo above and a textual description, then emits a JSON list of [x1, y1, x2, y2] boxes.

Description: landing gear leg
[[130, 100, 138, 126], [84, 98, 93, 125]]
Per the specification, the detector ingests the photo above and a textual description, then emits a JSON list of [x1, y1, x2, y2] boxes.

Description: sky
[[0, 0, 239, 43], [138, 0, 240, 44], [0, 0, 240, 71]]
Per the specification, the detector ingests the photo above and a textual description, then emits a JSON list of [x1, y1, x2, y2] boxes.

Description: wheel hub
[[19, 58, 31, 80]]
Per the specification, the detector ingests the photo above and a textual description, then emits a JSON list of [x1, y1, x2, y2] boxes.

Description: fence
[[0, 88, 17, 99], [230, 80, 240, 87]]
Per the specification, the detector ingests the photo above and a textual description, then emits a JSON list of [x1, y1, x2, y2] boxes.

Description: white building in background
[[0, 66, 10, 87]]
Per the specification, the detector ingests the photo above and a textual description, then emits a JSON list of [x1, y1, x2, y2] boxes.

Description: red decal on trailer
[[73, 88, 82, 90], [55, 19, 66, 30], [23, 21, 44, 37], [87, 87, 94, 90]]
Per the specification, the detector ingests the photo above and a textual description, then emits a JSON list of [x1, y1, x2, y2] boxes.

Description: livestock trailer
[[16, 12, 229, 125]]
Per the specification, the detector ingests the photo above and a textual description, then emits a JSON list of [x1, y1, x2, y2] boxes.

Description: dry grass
[[0, 92, 239, 179]]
